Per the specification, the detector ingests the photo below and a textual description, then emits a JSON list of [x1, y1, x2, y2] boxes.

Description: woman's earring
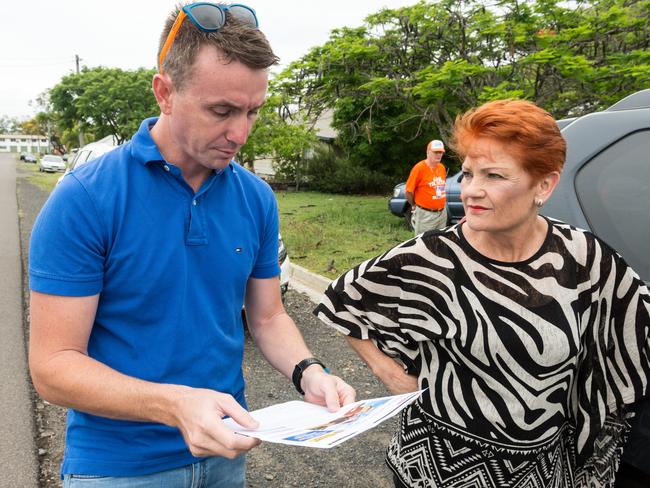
[[535, 199, 544, 208]]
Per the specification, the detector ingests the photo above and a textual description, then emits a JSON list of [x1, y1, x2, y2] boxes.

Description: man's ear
[[152, 73, 174, 115]]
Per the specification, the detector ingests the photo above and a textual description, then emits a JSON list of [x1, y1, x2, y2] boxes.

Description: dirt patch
[[17, 173, 396, 488]]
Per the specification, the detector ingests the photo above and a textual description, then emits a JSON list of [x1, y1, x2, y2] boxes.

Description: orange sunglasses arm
[[158, 10, 187, 73]]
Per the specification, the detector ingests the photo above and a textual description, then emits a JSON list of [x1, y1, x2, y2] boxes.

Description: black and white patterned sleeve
[[314, 237, 448, 373]]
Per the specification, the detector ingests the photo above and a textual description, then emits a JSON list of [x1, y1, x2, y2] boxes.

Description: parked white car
[[56, 138, 118, 186], [38, 155, 66, 173], [278, 233, 290, 295]]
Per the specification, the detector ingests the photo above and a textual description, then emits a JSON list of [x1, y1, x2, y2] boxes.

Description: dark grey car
[[542, 89, 649, 284]]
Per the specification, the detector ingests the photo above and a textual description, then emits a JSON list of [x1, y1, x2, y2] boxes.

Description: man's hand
[[171, 386, 261, 458], [301, 366, 356, 412]]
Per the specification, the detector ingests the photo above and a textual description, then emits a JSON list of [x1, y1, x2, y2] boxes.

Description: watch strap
[[292, 357, 328, 395]]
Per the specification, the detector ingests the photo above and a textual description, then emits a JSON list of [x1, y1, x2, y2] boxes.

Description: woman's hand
[[345, 336, 418, 395], [380, 366, 418, 395]]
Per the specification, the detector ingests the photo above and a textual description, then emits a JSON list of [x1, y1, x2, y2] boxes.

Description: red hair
[[449, 100, 566, 180]]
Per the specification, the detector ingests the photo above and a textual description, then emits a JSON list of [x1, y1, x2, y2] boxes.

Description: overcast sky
[[0, 0, 417, 120]]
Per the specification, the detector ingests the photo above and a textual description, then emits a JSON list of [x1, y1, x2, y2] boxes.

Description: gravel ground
[[16, 168, 397, 488]]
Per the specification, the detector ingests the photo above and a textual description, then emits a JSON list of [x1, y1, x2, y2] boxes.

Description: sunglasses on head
[[159, 2, 259, 72]]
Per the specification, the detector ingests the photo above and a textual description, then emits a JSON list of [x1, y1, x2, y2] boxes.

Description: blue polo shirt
[[29, 118, 281, 476]]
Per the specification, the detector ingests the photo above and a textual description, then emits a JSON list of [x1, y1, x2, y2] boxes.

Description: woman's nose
[[461, 176, 484, 199]]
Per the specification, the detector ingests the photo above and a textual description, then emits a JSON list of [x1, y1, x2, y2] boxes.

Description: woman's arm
[[345, 336, 418, 395]]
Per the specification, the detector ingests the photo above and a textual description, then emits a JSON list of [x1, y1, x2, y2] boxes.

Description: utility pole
[[75, 54, 85, 148]]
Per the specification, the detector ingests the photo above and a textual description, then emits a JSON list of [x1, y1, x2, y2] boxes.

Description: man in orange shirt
[[405, 139, 448, 234]]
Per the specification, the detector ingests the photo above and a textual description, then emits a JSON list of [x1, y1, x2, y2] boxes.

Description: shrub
[[303, 144, 394, 194]]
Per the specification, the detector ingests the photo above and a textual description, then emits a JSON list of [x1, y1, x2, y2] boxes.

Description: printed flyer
[[223, 390, 424, 448]]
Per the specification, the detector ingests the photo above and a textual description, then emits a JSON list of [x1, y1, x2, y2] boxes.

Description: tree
[[0, 115, 22, 134], [49, 67, 159, 144], [23, 91, 67, 154], [275, 0, 650, 180], [239, 92, 318, 188], [19, 117, 46, 136]]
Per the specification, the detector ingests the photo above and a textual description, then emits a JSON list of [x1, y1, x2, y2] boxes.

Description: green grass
[[18, 161, 61, 192], [276, 190, 412, 279]]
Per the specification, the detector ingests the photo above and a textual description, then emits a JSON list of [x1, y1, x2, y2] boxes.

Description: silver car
[[38, 155, 66, 173]]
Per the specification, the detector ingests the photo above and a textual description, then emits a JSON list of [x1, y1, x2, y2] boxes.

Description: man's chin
[[202, 157, 233, 171]]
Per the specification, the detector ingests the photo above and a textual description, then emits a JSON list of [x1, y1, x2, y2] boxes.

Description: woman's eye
[[461, 171, 472, 178], [487, 173, 502, 179]]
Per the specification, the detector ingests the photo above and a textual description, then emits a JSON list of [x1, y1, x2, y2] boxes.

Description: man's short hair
[[158, 3, 279, 90]]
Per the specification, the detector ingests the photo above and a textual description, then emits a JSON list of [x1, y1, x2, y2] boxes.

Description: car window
[[43, 155, 63, 163], [71, 145, 114, 170], [88, 147, 109, 162], [71, 150, 91, 169], [575, 129, 649, 280], [68, 152, 82, 167]]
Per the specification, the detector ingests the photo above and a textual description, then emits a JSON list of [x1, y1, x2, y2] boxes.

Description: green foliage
[[49, 67, 159, 144], [273, 0, 650, 180], [240, 92, 319, 188], [305, 144, 395, 194], [30, 0, 650, 194], [0, 115, 22, 133], [18, 92, 67, 153], [19, 117, 46, 136]]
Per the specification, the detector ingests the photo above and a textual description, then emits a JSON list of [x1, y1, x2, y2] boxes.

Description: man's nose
[[226, 114, 252, 146]]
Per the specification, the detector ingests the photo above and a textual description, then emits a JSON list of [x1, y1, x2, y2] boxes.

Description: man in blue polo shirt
[[28, 4, 355, 487]]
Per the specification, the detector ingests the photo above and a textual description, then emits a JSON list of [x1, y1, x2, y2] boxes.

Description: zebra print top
[[315, 218, 650, 488]]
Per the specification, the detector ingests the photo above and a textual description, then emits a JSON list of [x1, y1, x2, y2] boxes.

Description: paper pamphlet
[[222, 390, 424, 448]]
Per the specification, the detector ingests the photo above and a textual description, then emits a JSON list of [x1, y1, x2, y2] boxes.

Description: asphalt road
[[14, 158, 398, 488], [0, 154, 38, 487]]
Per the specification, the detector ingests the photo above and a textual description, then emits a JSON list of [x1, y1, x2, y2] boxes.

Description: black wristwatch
[[292, 358, 328, 395]]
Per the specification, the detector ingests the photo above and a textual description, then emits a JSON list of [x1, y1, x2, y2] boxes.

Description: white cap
[[428, 139, 445, 152]]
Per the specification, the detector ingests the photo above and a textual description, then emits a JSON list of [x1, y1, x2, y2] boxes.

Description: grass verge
[[18, 161, 61, 192], [276, 190, 412, 279]]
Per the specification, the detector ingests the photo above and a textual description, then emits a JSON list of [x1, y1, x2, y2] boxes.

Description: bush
[[304, 144, 394, 194]]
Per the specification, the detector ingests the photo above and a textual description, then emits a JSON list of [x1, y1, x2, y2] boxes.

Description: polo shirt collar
[[130, 117, 165, 166], [129, 116, 234, 175]]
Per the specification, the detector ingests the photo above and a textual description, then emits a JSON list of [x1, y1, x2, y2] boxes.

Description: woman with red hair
[[316, 99, 650, 487]]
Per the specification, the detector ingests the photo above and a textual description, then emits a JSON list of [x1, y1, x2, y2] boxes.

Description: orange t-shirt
[[405, 160, 446, 210]]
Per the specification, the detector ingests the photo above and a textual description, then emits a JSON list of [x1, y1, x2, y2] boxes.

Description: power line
[[0, 55, 74, 62], [0, 62, 76, 69]]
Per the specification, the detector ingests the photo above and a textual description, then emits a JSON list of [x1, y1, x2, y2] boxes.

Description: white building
[[0, 134, 50, 154]]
